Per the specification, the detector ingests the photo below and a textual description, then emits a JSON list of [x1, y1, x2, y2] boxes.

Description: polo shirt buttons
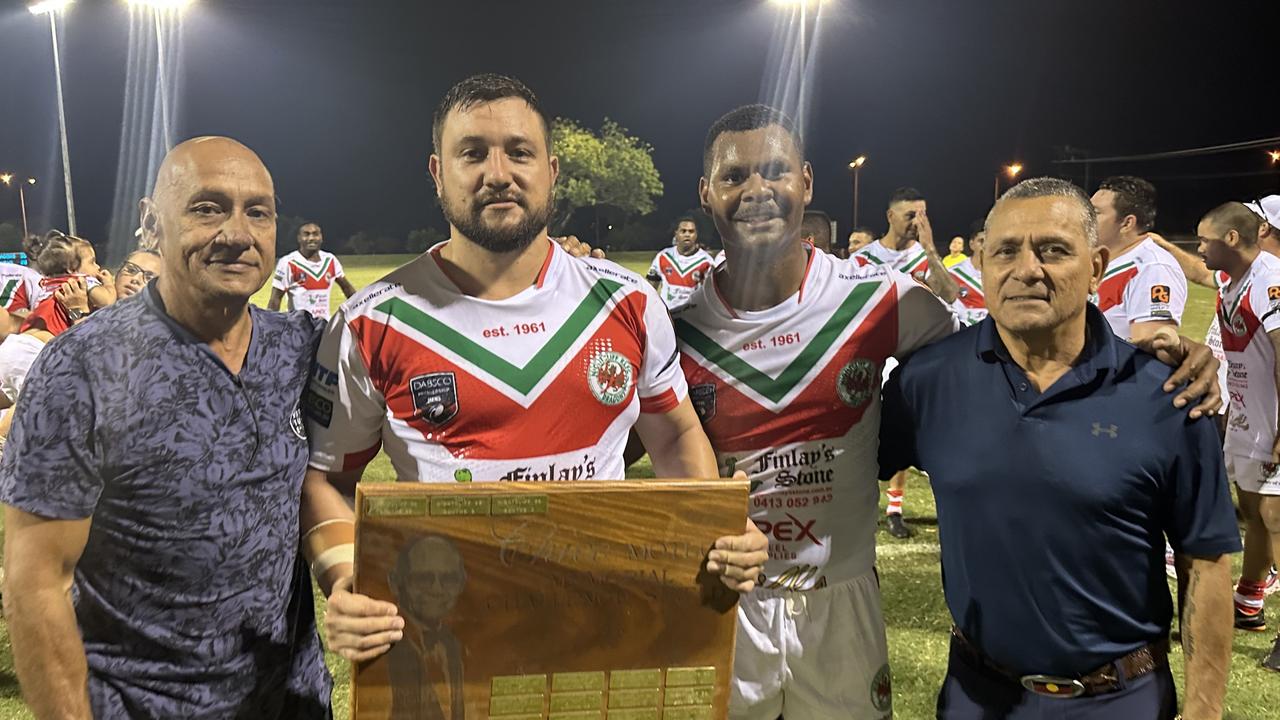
[[1018, 382, 1029, 392]]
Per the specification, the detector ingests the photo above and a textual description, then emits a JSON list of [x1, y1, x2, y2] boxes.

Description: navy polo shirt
[[879, 305, 1240, 676], [0, 284, 332, 718]]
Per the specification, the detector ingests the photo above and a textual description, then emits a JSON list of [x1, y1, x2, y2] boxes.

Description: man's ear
[[428, 155, 443, 199]]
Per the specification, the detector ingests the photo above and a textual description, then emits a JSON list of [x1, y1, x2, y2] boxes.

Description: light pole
[[28, 0, 77, 236], [848, 155, 866, 229], [770, 0, 826, 131], [1, 175, 38, 240], [126, 0, 195, 150], [994, 163, 1023, 203]]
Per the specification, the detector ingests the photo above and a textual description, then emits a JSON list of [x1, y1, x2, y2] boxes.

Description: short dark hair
[[1097, 175, 1157, 232], [298, 222, 321, 236], [672, 215, 699, 233], [703, 104, 804, 175], [968, 218, 986, 240], [888, 187, 925, 207], [850, 226, 875, 237], [1202, 202, 1261, 245], [432, 73, 550, 156], [801, 210, 833, 245]]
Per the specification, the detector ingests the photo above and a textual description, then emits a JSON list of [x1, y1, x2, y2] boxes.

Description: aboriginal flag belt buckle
[[1019, 675, 1086, 698]]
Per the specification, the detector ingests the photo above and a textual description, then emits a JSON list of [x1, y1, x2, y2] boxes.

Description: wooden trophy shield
[[352, 479, 748, 720]]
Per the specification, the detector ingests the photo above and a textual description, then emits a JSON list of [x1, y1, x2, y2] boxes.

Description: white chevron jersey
[[948, 257, 987, 326], [272, 251, 345, 320], [851, 239, 931, 281], [648, 246, 714, 308], [306, 240, 687, 482], [672, 249, 960, 590], [1219, 252, 1280, 462], [0, 262, 39, 313], [1094, 236, 1186, 338]]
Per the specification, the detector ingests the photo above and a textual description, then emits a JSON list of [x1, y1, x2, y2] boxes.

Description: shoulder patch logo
[[1269, 286, 1280, 301], [410, 372, 459, 425], [587, 350, 634, 406], [689, 383, 717, 423], [289, 400, 307, 440], [836, 358, 878, 409], [1150, 285, 1170, 304]]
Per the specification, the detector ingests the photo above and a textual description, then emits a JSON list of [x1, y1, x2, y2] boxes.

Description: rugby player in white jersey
[[1197, 203, 1280, 670], [670, 104, 1224, 719], [948, 221, 987, 327], [267, 223, 356, 319], [296, 74, 767, 663], [647, 216, 714, 308], [1090, 176, 1187, 342]]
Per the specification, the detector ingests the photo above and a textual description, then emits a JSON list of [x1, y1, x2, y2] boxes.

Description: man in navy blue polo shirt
[[880, 177, 1239, 719], [0, 137, 332, 718]]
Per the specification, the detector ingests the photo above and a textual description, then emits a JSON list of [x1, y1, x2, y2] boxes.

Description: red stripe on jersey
[[288, 260, 337, 290], [658, 253, 712, 288], [682, 290, 899, 451], [639, 388, 679, 414], [1221, 293, 1262, 352], [534, 240, 555, 288], [1096, 267, 1139, 311], [796, 246, 818, 303], [343, 443, 382, 472], [349, 291, 651, 460]]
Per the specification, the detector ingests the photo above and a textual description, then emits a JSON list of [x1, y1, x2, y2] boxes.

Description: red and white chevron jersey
[[648, 247, 714, 308], [851, 239, 930, 281], [948, 257, 987, 326], [1094, 237, 1186, 338], [672, 250, 959, 590], [272, 251, 345, 320], [306, 240, 687, 483], [1219, 252, 1280, 462], [0, 263, 39, 313]]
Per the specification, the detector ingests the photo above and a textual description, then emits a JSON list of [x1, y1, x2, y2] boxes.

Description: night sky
[[2, 0, 1278, 259]]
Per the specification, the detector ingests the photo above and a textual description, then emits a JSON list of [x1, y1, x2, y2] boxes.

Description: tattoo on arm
[[1183, 564, 1199, 659]]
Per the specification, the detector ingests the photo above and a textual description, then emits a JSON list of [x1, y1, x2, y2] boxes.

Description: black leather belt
[[951, 628, 1170, 698]]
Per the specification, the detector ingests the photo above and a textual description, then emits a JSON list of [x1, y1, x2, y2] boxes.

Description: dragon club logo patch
[[587, 350, 633, 406], [871, 663, 892, 714], [410, 372, 459, 426], [289, 400, 307, 440], [836, 358, 877, 409]]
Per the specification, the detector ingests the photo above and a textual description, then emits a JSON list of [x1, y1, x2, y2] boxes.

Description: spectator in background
[[801, 209, 834, 253], [943, 235, 968, 267], [268, 223, 356, 320], [846, 226, 875, 254], [114, 250, 162, 300]]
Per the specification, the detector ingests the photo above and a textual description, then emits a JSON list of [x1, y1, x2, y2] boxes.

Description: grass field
[[0, 251, 1274, 719]]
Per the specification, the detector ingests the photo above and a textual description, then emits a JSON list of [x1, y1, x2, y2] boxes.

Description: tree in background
[[407, 227, 448, 253], [276, 214, 308, 257], [0, 222, 23, 253], [550, 118, 663, 243]]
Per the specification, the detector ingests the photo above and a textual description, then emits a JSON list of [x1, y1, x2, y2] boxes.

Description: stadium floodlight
[[1270, 150, 1280, 164], [0, 174, 11, 186], [28, 0, 72, 15], [1006, 163, 1023, 178], [769, 0, 827, 6], [848, 155, 866, 169], [125, 0, 194, 10]]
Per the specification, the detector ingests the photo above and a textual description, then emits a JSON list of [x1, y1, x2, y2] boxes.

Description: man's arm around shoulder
[[3, 506, 93, 719]]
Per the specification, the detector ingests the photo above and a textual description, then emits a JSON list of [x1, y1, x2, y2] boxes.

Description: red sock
[[886, 489, 904, 516], [1236, 579, 1266, 613]]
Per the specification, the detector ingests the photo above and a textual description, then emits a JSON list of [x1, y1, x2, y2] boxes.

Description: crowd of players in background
[[643, 182, 1280, 651]]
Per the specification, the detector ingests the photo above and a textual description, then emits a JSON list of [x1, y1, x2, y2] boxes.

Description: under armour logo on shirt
[[1091, 422, 1118, 438]]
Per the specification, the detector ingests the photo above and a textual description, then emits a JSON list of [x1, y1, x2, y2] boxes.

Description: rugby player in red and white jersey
[[647, 216, 714, 308], [267, 223, 355, 319], [0, 260, 40, 332], [296, 74, 768, 663], [1089, 176, 1187, 342], [948, 222, 987, 327], [673, 104, 959, 719], [1197, 203, 1280, 669], [853, 189, 959, 539]]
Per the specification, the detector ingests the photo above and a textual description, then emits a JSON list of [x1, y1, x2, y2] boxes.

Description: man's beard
[[441, 189, 552, 254]]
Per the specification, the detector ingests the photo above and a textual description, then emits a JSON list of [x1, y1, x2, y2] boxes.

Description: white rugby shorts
[[731, 569, 893, 720], [1228, 453, 1280, 496]]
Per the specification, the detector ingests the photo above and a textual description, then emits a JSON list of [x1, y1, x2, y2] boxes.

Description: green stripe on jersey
[[674, 281, 881, 402], [292, 257, 333, 281], [375, 278, 624, 395], [664, 249, 709, 275], [0, 278, 19, 307], [899, 250, 927, 272], [1101, 260, 1136, 281], [951, 266, 981, 291]]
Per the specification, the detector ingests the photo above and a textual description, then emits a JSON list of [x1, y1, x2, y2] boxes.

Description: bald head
[[141, 136, 279, 305]]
